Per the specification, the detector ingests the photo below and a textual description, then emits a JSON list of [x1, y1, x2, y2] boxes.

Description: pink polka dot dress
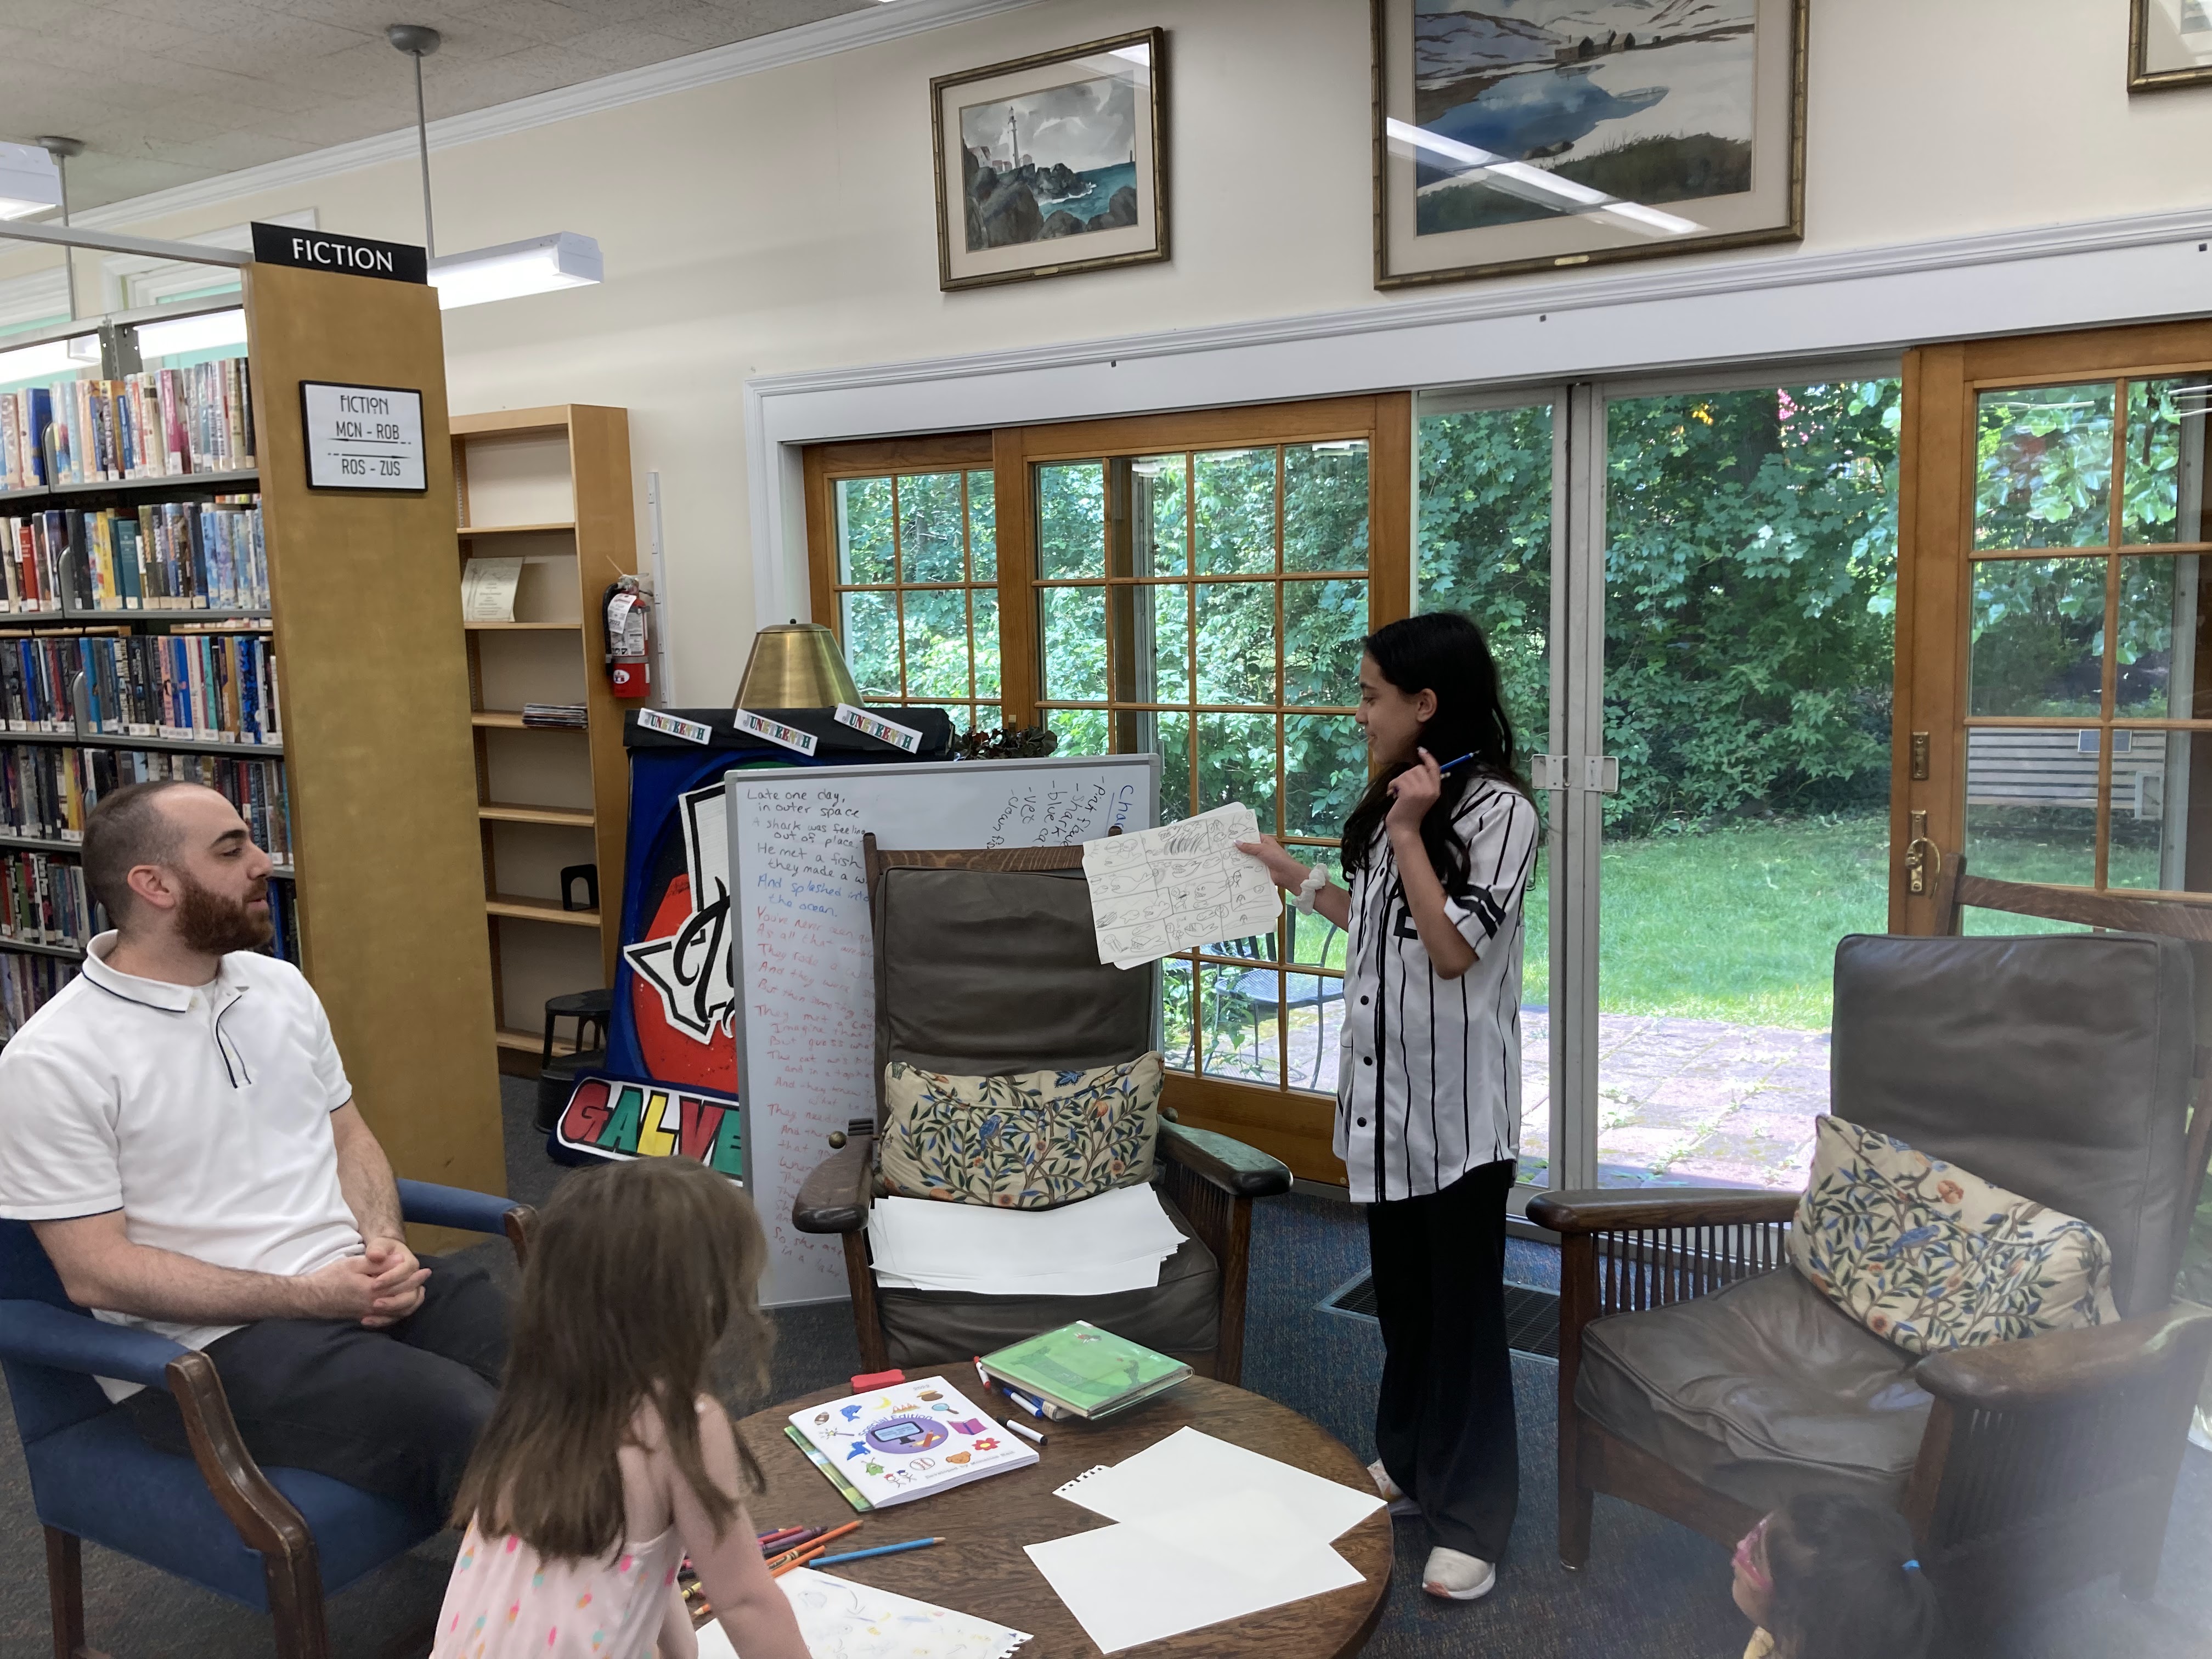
[[431, 1516, 686, 1659]]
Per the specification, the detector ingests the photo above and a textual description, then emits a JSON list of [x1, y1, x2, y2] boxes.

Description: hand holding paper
[[1082, 803, 1283, 969]]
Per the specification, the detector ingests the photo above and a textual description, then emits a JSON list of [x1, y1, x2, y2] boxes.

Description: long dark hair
[[451, 1157, 774, 1559], [1340, 612, 1525, 900], [1764, 1493, 1939, 1659]]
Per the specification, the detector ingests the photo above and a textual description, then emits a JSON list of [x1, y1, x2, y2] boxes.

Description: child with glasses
[[1731, 1492, 1939, 1659]]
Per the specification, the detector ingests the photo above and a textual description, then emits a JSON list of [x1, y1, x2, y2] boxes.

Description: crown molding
[[76, 0, 1045, 232], [748, 204, 2212, 399]]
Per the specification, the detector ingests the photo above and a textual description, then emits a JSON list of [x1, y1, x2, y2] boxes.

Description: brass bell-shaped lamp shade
[[735, 622, 861, 710]]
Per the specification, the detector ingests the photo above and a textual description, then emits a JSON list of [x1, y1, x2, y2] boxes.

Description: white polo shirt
[[0, 933, 362, 1400], [1336, 780, 1541, 1204]]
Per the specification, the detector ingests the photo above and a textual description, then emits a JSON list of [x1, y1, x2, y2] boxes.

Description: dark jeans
[[1366, 1158, 1519, 1561], [127, 1252, 509, 1519]]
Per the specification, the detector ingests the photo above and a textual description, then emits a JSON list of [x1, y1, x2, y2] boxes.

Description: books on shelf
[[0, 629, 282, 744], [2, 496, 269, 613], [0, 952, 77, 1041], [0, 851, 98, 949], [0, 359, 256, 492], [0, 744, 290, 858], [521, 702, 587, 728], [783, 1376, 1040, 1512], [979, 1322, 1192, 1422]]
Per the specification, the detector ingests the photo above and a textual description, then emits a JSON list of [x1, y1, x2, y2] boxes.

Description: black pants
[[1365, 1158, 1519, 1562], [128, 1252, 509, 1519]]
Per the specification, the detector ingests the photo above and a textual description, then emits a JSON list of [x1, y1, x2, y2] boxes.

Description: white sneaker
[[1421, 1546, 1497, 1601], [1367, 1459, 1420, 1517]]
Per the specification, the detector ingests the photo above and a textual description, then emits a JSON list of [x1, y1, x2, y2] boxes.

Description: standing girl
[[431, 1156, 809, 1659], [1243, 611, 1539, 1602]]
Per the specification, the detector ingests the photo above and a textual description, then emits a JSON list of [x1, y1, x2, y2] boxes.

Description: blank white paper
[[1052, 1426, 1384, 1542], [865, 1183, 1185, 1296], [1024, 1492, 1363, 1653]]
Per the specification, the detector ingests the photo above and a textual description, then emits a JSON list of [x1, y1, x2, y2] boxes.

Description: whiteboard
[[727, 754, 1160, 1306]]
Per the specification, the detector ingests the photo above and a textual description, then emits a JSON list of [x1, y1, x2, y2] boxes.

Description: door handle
[[1904, 808, 1942, 896]]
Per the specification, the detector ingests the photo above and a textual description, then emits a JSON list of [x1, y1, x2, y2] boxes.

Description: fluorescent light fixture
[[1384, 118, 1700, 239], [428, 232, 602, 310], [0, 142, 61, 221], [132, 307, 248, 359], [0, 333, 98, 384]]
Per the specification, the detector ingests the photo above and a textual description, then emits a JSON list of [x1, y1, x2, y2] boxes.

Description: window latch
[[1530, 753, 1619, 794]]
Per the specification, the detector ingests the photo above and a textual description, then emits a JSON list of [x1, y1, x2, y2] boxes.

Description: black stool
[[536, 988, 612, 1132]]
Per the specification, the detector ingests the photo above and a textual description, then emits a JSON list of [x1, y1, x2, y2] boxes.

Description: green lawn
[[1524, 816, 1893, 1030]]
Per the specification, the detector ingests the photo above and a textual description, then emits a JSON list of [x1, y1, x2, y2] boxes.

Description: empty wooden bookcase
[[449, 405, 634, 1069]]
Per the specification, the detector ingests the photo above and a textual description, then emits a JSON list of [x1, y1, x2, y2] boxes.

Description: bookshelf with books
[[0, 253, 504, 1204], [449, 404, 634, 1070]]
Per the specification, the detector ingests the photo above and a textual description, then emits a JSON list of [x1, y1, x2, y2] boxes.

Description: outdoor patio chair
[[1529, 921, 2212, 1637], [790, 836, 1292, 1385], [0, 1178, 533, 1659]]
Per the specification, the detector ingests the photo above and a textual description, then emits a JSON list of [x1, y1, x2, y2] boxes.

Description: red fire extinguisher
[[603, 578, 650, 700]]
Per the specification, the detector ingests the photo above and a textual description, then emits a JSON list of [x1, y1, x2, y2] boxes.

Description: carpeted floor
[[2, 1080, 2207, 1658]]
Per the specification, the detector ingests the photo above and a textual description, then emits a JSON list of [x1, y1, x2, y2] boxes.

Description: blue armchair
[[0, 1178, 532, 1659]]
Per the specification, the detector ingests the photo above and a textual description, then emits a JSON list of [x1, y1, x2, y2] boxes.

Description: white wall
[[14, 0, 2212, 700]]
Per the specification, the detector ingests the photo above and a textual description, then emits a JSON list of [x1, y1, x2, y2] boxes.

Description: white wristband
[[1294, 865, 1328, 914]]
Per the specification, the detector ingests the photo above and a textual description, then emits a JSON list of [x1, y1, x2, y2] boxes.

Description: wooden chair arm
[[792, 1131, 875, 1234], [1528, 1187, 1801, 1234], [1914, 1301, 2212, 1412], [165, 1348, 317, 1564], [1158, 1121, 1291, 1199]]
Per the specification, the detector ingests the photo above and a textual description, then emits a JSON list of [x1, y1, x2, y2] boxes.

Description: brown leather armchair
[[1530, 927, 2212, 1627], [791, 838, 1292, 1385]]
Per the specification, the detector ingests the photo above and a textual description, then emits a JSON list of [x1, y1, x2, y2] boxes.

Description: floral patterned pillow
[[1788, 1114, 2119, 1355], [877, 1053, 1164, 1209]]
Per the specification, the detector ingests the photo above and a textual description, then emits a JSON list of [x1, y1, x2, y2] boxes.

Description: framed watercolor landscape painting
[[932, 28, 1169, 291], [1372, 0, 1805, 288]]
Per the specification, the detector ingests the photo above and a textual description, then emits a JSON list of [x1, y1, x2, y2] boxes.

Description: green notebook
[[980, 1321, 1191, 1420]]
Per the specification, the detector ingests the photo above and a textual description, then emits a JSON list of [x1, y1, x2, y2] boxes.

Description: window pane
[[1419, 404, 1553, 776], [902, 586, 970, 699], [1040, 585, 1108, 700], [1284, 712, 1366, 842], [967, 469, 997, 580], [1195, 582, 1276, 704], [2119, 554, 2210, 718], [899, 472, 964, 582], [1162, 956, 1195, 1072], [1283, 579, 1365, 707], [837, 476, 895, 583], [972, 586, 1001, 698], [1133, 455, 1187, 577], [1197, 712, 1278, 826], [1154, 710, 1192, 823], [1039, 462, 1106, 578], [1975, 383, 2115, 551], [1969, 556, 2106, 718], [1284, 441, 1369, 572], [1284, 975, 1345, 1096], [2106, 727, 2212, 893], [840, 590, 900, 695], [1286, 900, 1348, 970], [970, 704, 1001, 734], [2121, 377, 2212, 545], [1966, 726, 2101, 886], [1144, 583, 1190, 704], [1044, 707, 1109, 755], [1197, 961, 1280, 1086], [1194, 449, 1276, 575]]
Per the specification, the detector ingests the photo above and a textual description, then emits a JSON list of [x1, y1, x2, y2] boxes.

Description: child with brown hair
[[430, 1157, 807, 1659], [1732, 1491, 1939, 1659]]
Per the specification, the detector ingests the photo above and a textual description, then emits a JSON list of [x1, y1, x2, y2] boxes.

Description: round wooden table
[[735, 1375, 1392, 1657]]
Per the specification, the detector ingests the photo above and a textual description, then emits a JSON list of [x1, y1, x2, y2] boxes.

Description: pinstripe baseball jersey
[[1335, 778, 1541, 1204]]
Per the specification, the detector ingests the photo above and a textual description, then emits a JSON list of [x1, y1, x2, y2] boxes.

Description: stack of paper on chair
[[866, 1183, 1186, 1296], [1024, 1427, 1383, 1652], [1082, 803, 1283, 969], [695, 1567, 1031, 1659]]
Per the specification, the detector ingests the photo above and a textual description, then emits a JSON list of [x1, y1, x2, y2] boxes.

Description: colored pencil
[[766, 1518, 860, 1568], [812, 1537, 944, 1567]]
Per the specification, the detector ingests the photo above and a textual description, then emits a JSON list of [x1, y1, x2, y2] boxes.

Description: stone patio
[[1198, 1001, 1830, 1191]]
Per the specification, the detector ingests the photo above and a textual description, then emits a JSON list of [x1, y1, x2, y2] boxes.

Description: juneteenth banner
[[548, 706, 954, 1173]]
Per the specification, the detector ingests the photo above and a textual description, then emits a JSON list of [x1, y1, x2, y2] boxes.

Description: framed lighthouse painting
[[931, 27, 1170, 291]]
